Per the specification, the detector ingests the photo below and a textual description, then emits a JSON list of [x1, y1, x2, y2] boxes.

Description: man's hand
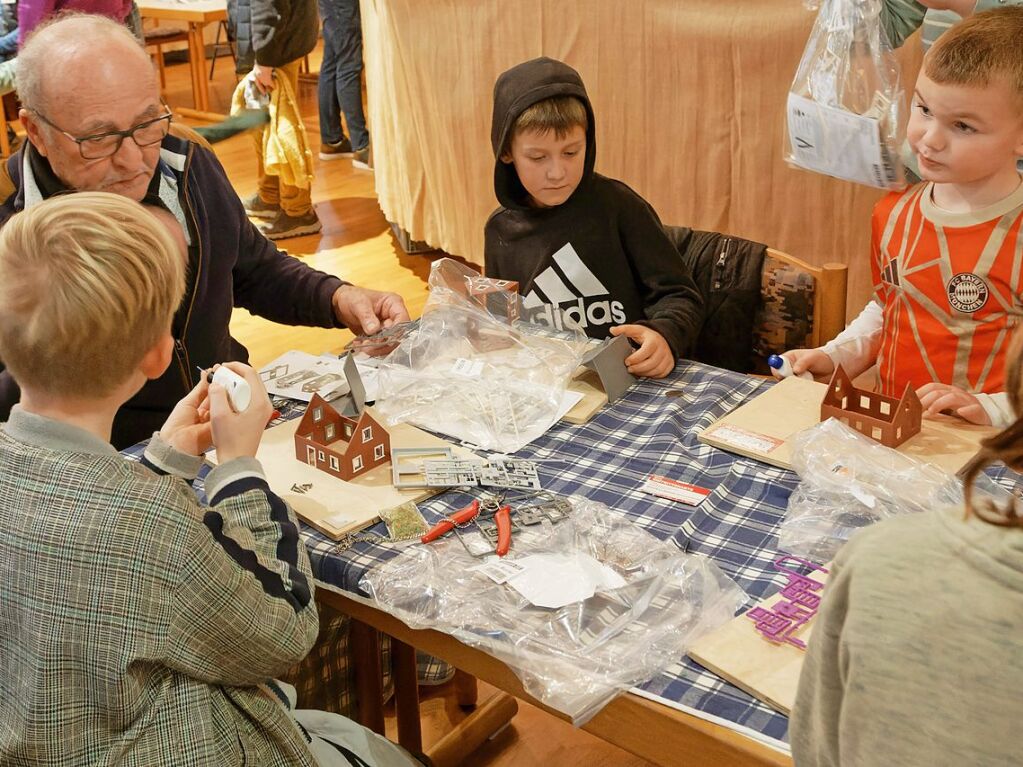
[[160, 376, 213, 456], [252, 64, 275, 94], [917, 0, 978, 17], [609, 324, 674, 379], [332, 284, 410, 337], [209, 363, 274, 463], [776, 349, 836, 381], [916, 382, 991, 425]]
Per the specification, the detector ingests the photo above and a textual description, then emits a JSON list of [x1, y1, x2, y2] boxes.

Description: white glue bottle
[[206, 366, 252, 412], [767, 354, 814, 380]]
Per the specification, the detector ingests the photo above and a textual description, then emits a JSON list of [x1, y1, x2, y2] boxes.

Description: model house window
[[344, 424, 353, 438], [313, 407, 323, 422], [374, 444, 385, 460], [352, 455, 363, 472], [329, 455, 339, 471], [362, 426, 373, 443], [318, 450, 325, 462], [325, 423, 335, 441]]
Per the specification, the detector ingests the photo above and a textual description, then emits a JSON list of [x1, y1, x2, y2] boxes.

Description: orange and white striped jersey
[[872, 182, 1023, 397]]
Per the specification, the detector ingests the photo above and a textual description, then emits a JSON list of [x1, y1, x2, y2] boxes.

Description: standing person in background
[[230, 0, 322, 239], [17, 0, 129, 42], [317, 0, 371, 170]]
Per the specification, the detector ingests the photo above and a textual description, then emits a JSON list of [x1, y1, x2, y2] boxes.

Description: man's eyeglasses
[[31, 108, 173, 160]]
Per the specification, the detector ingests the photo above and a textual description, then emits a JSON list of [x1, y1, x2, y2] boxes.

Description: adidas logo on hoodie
[[522, 243, 626, 331]]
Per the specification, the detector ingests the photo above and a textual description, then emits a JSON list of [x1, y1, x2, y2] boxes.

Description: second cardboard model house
[[820, 365, 922, 447], [294, 393, 391, 481]]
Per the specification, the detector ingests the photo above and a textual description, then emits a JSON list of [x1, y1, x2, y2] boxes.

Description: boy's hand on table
[[210, 363, 274, 463], [610, 324, 674, 379], [774, 349, 835, 381], [160, 377, 213, 456], [916, 382, 992, 425]]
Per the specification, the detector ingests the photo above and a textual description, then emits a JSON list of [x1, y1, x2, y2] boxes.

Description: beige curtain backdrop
[[362, 0, 922, 316]]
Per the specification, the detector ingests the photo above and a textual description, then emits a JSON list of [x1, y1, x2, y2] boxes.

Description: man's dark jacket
[[0, 134, 344, 448]]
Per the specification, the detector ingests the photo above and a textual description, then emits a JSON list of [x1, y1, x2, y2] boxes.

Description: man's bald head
[[17, 13, 156, 114], [17, 14, 166, 202]]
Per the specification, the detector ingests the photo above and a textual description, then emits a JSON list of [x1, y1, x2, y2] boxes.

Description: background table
[[138, 0, 229, 120]]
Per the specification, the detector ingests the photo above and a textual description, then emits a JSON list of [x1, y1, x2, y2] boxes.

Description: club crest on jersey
[[946, 273, 989, 313]]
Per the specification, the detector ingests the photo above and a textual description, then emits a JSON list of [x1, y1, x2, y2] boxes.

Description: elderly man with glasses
[[0, 12, 410, 449]]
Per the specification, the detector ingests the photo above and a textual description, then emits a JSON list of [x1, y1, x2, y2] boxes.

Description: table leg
[[453, 669, 479, 708], [188, 22, 210, 112], [349, 618, 386, 735], [392, 639, 423, 755]]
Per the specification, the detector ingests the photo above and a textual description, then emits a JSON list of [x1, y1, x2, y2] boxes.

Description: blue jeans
[[317, 0, 368, 150], [0, 27, 17, 62]]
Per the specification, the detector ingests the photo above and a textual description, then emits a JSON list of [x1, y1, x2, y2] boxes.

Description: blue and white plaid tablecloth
[[124, 361, 1022, 750], [301, 361, 803, 745]]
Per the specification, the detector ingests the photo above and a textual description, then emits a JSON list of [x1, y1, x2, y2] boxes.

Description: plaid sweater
[[0, 407, 320, 766]]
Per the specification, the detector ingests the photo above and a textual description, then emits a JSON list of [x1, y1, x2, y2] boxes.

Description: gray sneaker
[[353, 144, 373, 171], [319, 136, 353, 161], [259, 209, 322, 240], [241, 193, 280, 219]]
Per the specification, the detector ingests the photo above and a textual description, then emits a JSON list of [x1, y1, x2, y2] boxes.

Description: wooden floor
[[159, 47, 655, 767]]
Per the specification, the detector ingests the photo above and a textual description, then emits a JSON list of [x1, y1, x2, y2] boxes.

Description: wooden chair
[[0, 91, 20, 159], [207, 19, 236, 80], [762, 247, 848, 348], [665, 225, 849, 372], [144, 23, 190, 90]]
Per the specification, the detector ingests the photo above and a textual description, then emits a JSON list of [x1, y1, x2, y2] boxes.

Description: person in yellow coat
[[229, 0, 321, 240]]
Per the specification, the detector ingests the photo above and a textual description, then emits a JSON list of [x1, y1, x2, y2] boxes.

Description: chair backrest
[[752, 248, 848, 360]]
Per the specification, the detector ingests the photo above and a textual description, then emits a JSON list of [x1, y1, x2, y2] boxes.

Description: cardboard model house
[[294, 393, 391, 481], [820, 365, 922, 447]]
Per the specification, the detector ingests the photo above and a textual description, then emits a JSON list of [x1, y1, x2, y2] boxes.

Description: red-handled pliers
[[494, 505, 512, 557], [421, 499, 481, 543]]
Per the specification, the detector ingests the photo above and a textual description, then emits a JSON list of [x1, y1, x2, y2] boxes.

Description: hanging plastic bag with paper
[[371, 258, 588, 452], [784, 0, 906, 189]]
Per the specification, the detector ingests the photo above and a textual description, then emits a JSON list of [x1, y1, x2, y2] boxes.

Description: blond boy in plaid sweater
[[0, 194, 415, 766]]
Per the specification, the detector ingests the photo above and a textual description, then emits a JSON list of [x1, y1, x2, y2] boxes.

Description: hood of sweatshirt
[[490, 57, 597, 211]]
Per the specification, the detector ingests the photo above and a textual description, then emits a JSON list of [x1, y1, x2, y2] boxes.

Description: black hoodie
[[484, 57, 703, 359]]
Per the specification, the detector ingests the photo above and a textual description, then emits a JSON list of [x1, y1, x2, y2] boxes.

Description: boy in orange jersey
[[778, 6, 1023, 426]]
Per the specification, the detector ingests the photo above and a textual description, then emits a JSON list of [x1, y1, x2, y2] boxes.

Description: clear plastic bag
[[371, 259, 588, 452], [785, 0, 906, 189], [779, 418, 1014, 562], [360, 498, 745, 725]]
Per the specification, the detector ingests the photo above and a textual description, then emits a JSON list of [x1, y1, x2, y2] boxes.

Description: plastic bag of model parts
[[372, 258, 588, 452], [778, 418, 1015, 563], [360, 497, 745, 725], [784, 0, 906, 189]]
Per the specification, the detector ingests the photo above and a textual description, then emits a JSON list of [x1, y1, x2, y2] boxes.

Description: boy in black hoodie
[[484, 57, 703, 378]]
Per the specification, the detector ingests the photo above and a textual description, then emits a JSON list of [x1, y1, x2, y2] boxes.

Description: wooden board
[[699, 376, 996, 475], [687, 567, 829, 716], [211, 407, 472, 540], [562, 366, 608, 425]]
